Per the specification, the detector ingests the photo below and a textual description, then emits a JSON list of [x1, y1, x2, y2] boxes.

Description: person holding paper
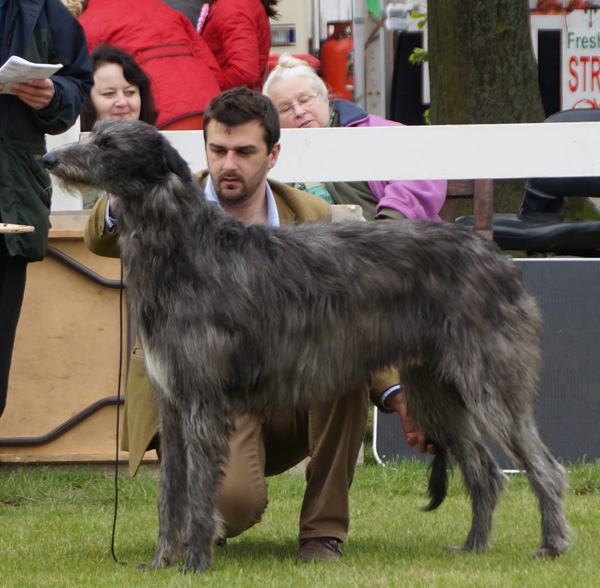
[[0, 0, 93, 418]]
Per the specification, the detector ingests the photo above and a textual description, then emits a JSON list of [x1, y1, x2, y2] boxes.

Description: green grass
[[1, 461, 599, 587]]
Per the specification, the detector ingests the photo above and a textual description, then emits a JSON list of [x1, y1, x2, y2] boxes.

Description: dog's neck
[[221, 198, 269, 225], [114, 175, 200, 232]]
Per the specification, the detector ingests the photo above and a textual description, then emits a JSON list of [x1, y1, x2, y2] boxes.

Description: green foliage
[[410, 9, 427, 30], [407, 10, 428, 66], [1, 461, 600, 586], [494, 24, 515, 35], [408, 47, 428, 65]]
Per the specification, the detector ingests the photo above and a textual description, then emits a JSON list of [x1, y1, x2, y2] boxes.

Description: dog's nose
[[41, 152, 57, 170]]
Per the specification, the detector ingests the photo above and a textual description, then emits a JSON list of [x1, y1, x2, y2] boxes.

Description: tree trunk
[[428, 0, 546, 213], [428, 0, 545, 125]]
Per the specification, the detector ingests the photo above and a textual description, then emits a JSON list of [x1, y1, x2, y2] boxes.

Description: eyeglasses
[[277, 94, 319, 117]]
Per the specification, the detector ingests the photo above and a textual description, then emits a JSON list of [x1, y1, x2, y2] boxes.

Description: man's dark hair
[[80, 43, 159, 131], [203, 87, 281, 153]]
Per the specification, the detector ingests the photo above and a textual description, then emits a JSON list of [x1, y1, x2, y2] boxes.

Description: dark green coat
[[0, 0, 92, 261]]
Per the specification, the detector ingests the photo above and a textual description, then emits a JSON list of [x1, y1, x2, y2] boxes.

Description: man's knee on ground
[[217, 478, 268, 538]]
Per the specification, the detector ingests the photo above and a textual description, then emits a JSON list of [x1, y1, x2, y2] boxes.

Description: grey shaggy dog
[[43, 119, 569, 573]]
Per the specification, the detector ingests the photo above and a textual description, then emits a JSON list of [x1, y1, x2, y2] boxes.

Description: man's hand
[[9, 78, 55, 110], [385, 389, 436, 455]]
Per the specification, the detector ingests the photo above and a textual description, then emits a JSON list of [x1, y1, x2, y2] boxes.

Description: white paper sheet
[[0, 55, 62, 93]]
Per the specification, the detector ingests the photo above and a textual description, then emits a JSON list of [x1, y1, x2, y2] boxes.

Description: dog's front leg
[[151, 395, 188, 569], [181, 398, 233, 573]]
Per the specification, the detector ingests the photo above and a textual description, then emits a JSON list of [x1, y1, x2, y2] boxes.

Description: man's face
[[205, 119, 280, 206]]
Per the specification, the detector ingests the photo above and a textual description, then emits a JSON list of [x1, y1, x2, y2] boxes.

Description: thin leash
[[110, 259, 125, 565]]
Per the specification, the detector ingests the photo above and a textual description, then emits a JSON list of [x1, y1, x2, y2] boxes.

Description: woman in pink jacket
[[79, 0, 223, 129], [200, 0, 279, 91], [263, 54, 447, 221]]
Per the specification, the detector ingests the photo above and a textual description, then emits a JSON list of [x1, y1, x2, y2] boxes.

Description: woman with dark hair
[[79, 45, 158, 208], [200, 0, 279, 91], [80, 44, 158, 132], [78, 0, 222, 130]]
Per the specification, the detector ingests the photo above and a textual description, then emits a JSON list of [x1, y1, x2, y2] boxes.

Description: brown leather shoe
[[297, 538, 343, 562]]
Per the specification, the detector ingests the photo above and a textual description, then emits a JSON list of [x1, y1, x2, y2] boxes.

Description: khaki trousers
[[217, 384, 370, 542]]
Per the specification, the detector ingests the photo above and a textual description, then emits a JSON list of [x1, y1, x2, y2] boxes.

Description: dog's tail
[[422, 447, 450, 512]]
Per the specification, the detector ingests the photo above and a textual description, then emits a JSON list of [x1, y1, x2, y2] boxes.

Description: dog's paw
[[444, 545, 470, 554], [136, 562, 149, 572], [183, 561, 211, 574], [151, 540, 182, 569], [532, 546, 566, 558], [444, 544, 486, 554], [183, 549, 212, 574]]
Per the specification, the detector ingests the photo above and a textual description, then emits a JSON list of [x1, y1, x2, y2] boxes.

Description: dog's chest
[[144, 347, 175, 402]]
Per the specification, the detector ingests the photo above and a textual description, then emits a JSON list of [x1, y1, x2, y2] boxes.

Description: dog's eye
[[99, 138, 114, 150]]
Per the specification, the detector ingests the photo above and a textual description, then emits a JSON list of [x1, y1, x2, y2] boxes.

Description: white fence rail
[[49, 121, 600, 211], [164, 122, 600, 182]]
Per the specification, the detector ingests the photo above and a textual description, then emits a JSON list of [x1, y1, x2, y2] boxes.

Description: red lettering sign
[[569, 56, 578, 92]]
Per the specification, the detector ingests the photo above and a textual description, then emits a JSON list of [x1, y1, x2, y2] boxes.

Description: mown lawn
[[1, 460, 599, 587]]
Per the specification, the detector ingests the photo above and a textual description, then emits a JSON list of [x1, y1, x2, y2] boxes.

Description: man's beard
[[214, 172, 262, 205]]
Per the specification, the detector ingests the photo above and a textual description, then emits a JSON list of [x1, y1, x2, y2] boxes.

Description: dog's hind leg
[[446, 427, 506, 553], [499, 412, 569, 557], [404, 376, 505, 553], [152, 396, 189, 569], [181, 397, 233, 573]]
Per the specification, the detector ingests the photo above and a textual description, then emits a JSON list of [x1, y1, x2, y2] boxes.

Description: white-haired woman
[[264, 53, 447, 221]]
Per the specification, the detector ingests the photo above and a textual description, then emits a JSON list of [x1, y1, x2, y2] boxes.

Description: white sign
[[562, 28, 600, 109]]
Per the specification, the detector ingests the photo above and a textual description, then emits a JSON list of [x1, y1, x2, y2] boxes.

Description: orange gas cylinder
[[320, 23, 354, 101]]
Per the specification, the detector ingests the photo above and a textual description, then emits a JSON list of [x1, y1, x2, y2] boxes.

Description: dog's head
[[42, 119, 193, 202]]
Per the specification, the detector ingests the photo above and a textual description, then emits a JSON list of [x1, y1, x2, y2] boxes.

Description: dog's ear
[[156, 135, 193, 182]]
